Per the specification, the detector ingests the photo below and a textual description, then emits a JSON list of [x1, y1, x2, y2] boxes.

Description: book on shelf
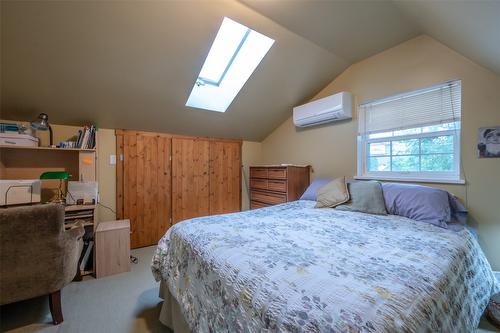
[[76, 129, 83, 147], [75, 125, 96, 149]]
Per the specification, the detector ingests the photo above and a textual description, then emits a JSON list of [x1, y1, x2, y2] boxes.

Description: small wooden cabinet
[[95, 219, 130, 278], [249, 165, 310, 209]]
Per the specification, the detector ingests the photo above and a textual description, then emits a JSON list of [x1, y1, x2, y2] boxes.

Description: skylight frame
[[198, 28, 251, 87], [186, 17, 275, 113]]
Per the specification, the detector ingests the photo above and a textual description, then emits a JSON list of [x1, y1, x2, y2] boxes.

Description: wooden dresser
[[249, 165, 310, 209]]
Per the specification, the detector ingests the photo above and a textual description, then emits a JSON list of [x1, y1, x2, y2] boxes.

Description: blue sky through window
[[186, 17, 274, 112]]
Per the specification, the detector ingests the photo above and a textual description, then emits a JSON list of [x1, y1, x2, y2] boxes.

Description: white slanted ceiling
[[394, 0, 500, 75], [0, 0, 348, 141], [240, 0, 421, 63], [1, 0, 499, 141], [242, 0, 500, 75]]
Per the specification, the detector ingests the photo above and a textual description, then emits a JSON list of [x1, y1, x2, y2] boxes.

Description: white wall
[[259, 35, 500, 269]]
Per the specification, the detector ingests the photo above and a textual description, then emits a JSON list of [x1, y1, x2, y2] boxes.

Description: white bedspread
[[152, 201, 498, 332]]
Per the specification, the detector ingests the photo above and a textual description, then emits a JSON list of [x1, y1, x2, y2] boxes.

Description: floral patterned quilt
[[152, 200, 499, 332]]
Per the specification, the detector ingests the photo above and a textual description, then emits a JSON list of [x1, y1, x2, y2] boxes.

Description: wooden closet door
[[120, 132, 171, 248], [172, 137, 210, 223], [209, 141, 242, 215]]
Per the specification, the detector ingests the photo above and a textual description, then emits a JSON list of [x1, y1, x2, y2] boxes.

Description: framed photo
[[477, 126, 500, 158]]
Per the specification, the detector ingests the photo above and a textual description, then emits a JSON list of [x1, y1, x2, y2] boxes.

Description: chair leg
[[48, 290, 63, 325]]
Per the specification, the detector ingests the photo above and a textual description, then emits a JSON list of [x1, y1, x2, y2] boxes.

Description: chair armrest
[[61, 222, 85, 284]]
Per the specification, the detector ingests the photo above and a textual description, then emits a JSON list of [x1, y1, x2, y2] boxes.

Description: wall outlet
[[109, 154, 116, 165]]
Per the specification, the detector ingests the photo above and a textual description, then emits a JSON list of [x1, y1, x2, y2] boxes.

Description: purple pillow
[[300, 178, 332, 201], [448, 194, 468, 225], [381, 183, 452, 228]]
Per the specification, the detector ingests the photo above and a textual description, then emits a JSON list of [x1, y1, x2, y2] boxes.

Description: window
[[357, 80, 462, 183], [186, 17, 274, 112]]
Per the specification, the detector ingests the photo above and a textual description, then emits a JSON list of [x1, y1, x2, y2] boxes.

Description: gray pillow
[[336, 181, 387, 215]]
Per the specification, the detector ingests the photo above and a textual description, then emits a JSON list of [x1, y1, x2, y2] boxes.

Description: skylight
[[186, 17, 274, 112]]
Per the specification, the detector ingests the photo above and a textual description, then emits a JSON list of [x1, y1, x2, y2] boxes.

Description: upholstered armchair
[[0, 204, 84, 325]]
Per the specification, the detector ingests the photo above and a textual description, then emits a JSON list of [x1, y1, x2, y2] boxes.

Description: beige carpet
[[1, 246, 498, 332], [0, 246, 170, 333]]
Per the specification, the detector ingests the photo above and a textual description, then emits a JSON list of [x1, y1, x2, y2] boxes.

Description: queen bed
[[152, 199, 498, 332]]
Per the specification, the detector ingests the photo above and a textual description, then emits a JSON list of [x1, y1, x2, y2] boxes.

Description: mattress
[[152, 200, 499, 332]]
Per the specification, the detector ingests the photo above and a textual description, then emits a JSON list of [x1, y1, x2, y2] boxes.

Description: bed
[[152, 200, 499, 332]]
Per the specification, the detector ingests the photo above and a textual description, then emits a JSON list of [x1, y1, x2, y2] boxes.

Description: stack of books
[[76, 125, 96, 149], [58, 141, 77, 148]]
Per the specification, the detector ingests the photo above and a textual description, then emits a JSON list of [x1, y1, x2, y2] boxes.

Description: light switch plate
[[110, 154, 116, 165]]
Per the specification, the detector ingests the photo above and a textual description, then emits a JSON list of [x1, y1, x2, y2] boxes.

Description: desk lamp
[[40, 171, 70, 203], [31, 113, 53, 146]]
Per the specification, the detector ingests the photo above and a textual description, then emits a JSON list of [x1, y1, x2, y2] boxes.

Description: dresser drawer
[[267, 179, 287, 192], [250, 200, 270, 210], [250, 168, 268, 179], [250, 190, 287, 205], [250, 179, 287, 192], [268, 168, 287, 179], [250, 178, 268, 190]]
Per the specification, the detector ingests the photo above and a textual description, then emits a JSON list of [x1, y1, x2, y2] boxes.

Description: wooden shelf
[[64, 204, 96, 212], [64, 221, 94, 229], [1, 133, 99, 280], [0, 145, 95, 152], [65, 214, 94, 219]]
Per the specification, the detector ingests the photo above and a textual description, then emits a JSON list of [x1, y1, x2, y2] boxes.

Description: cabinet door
[[172, 137, 210, 223], [121, 132, 171, 248], [209, 141, 241, 215]]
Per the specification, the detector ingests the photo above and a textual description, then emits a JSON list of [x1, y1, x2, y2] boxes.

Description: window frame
[[357, 126, 462, 183], [185, 17, 275, 112], [198, 28, 251, 87]]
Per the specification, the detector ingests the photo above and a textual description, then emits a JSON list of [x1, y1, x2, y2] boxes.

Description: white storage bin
[[0, 180, 41, 206], [0, 133, 39, 147]]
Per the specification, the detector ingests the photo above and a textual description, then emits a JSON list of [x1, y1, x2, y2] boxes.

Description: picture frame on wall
[[477, 126, 500, 158]]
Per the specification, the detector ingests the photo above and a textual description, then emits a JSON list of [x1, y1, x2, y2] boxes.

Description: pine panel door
[[120, 132, 171, 248], [172, 137, 210, 224], [209, 141, 242, 215]]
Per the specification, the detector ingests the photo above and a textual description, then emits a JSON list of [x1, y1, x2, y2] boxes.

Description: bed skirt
[[159, 280, 191, 333]]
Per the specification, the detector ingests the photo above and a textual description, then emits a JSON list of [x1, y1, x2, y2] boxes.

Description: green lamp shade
[[40, 171, 71, 180]]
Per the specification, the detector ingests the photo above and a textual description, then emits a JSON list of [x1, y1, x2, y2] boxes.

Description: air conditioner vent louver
[[293, 92, 352, 128]]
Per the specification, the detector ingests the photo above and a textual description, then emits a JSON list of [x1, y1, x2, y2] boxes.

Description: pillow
[[314, 177, 350, 208], [336, 181, 387, 215], [448, 193, 468, 225], [381, 183, 451, 228], [300, 178, 332, 201]]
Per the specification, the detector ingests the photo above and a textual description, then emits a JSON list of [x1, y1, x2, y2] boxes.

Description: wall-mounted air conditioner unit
[[293, 92, 352, 128]]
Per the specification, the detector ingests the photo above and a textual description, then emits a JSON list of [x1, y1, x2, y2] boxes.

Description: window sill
[[354, 176, 465, 185]]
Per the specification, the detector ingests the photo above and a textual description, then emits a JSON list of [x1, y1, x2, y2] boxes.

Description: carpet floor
[[1, 246, 498, 332], [1, 246, 169, 333]]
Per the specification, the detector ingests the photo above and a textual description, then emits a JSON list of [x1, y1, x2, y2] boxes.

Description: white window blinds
[[358, 80, 461, 135]]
